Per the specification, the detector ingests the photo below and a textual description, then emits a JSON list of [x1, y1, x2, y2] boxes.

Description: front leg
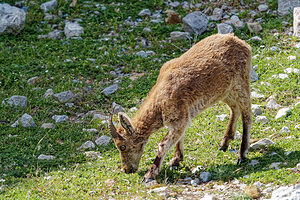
[[169, 136, 184, 170], [143, 125, 186, 183]]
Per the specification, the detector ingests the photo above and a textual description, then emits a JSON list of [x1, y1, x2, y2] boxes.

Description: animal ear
[[118, 112, 135, 136]]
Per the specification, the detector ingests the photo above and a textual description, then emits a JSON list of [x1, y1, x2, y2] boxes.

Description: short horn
[[108, 115, 120, 139]]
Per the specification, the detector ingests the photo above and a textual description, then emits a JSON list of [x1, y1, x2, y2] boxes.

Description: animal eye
[[119, 145, 126, 151]]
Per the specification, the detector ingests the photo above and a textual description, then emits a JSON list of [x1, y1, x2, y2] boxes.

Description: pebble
[[200, 171, 211, 182], [170, 31, 190, 41], [27, 76, 39, 85], [64, 22, 84, 39], [191, 178, 200, 186], [271, 184, 300, 200], [2, 95, 27, 108], [40, 0, 57, 12], [258, 4, 268, 12], [53, 91, 75, 103], [200, 194, 216, 200], [252, 104, 263, 115], [280, 126, 290, 133], [275, 108, 291, 119], [266, 98, 281, 109], [287, 55, 297, 60], [284, 68, 300, 74], [244, 185, 261, 199], [192, 165, 204, 174], [38, 154, 55, 160], [251, 91, 265, 99], [250, 36, 263, 42], [82, 128, 98, 133], [112, 102, 125, 114], [138, 9, 151, 17], [247, 22, 263, 33], [216, 114, 228, 121], [217, 23, 233, 34], [248, 159, 260, 166], [11, 113, 37, 127], [136, 51, 148, 58], [270, 46, 279, 51], [250, 67, 258, 82], [102, 84, 118, 96], [169, 1, 180, 8], [41, 123, 55, 129], [270, 162, 282, 170], [255, 116, 269, 124], [52, 115, 69, 123], [250, 138, 274, 150], [84, 151, 102, 159], [95, 135, 111, 146], [76, 141, 95, 151]]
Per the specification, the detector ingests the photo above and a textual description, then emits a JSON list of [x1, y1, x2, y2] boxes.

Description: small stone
[[104, 179, 115, 188], [297, 163, 300, 170], [248, 159, 260, 166], [250, 138, 275, 150], [250, 36, 263, 42], [280, 126, 290, 133], [252, 104, 263, 115], [84, 151, 102, 159], [102, 84, 118, 96], [41, 123, 55, 129], [284, 68, 300, 74], [169, 1, 180, 8], [2, 95, 27, 108], [200, 194, 216, 200], [129, 73, 146, 81], [250, 67, 259, 82], [287, 55, 297, 60], [255, 116, 269, 124], [82, 128, 98, 133], [27, 77, 39, 85], [244, 185, 261, 199], [294, 8, 300, 37], [182, 11, 208, 35], [235, 131, 242, 140], [200, 171, 211, 182], [112, 102, 125, 114], [43, 89, 54, 99], [38, 154, 55, 160], [65, 103, 74, 108], [95, 135, 111, 146], [191, 178, 200, 186], [258, 4, 268, 12], [136, 51, 147, 58], [53, 91, 75, 103], [251, 91, 265, 99], [225, 15, 244, 29], [48, 30, 63, 39], [40, 0, 57, 12], [270, 46, 279, 51], [170, 31, 190, 41], [165, 10, 181, 24], [266, 98, 282, 109], [92, 113, 109, 121], [138, 9, 151, 17], [143, 27, 151, 32], [270, 162, 282, 170], [11, 113, 37, 127], [275, 108, 291, 119], [278, 0, 300, 16], [52, 115, 69, 123], [247, 22, 263, 33], [216, 114, 228, 121], [77, 141, 95, 151], [217, 23, 233, 34], [64, 22, 84, 38]]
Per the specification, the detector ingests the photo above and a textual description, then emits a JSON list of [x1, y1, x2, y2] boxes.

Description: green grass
[[0, 0, 299, 199]]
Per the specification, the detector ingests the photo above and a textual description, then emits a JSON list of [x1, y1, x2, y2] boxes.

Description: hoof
[[237, 157, 247, 165], [219, 145, 228, 152]]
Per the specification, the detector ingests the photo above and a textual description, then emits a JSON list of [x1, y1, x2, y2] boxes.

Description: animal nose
[[123, 166, 136, 174]]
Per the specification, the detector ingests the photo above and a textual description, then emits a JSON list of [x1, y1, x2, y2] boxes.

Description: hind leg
[[219, 95, 241, 152], [169, 136, 184, 170]]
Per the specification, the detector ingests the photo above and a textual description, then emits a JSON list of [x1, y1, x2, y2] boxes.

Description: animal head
[[108, 112, 147, 173]]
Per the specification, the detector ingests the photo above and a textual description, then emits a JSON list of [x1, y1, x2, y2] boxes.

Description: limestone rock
[[258, 4, 269, 12], [2, 95, 27, 108], [256, 116, 269, 124], [250, 138, 275, 150], [77, 141, 95, 151], [52, 115, 69, 123], [284, 67, 300, 74], [112, 102, 125, 114], [278, 0, 300, 16], [64, 22, 84, 38], [102, 84, 118, 96], [170, 31, 190, 40], [182, 11, 208, 35], [271, 184, 300, 199], [41, 123, 55, 129], [245, 185, 261, 199], [38, 154, 55, 160], [40, 0, 57, 13], [216, 114, 228, 121], [200, 171, 211, 182], [217, 23, 233, 34], [294, 7, 300, 37], [138, 9, 151, 17], [225, 15, 244, 29], [210, 8, 223, 21], [84, 151, 102, 159], [53, 91, 75, 103], [43, 89, 54, 98], [252, 104, 263, 115], [250, 67, 259, 82], [266, 98, 282, 109], [275, 108, 291, 119], [280, 126, 290, 133], [82, 128, 98, 133], [27, 77, 39, 85], [247, 22, 263, 33], [0, 3, 26, 35], [95, 135, 111, 146], [11, 113, 37, 127]]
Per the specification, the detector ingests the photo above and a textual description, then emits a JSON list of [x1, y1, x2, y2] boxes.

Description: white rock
[[136, 51, 147, 58], [82, 128, 98, 133], [65, 103, 74, 108], [169, 1, 181, 8], [278, 0, 300, 16], [38, 154, 55, 160], [251, 91, 265, 99], [225, 15, 244, 29], [143, 27, 151, 32], [40, 0, 57, 12], [2, 95, 27, 107], [270, 46, 279, 51], [248, 159, 260, 166], [217, 23, 233, 34], [102, 84, 118, 96], [77, 141, 95, 151], [0, 3, 26, 35], [250, 67, 259, 82], [270, 162, 282, 170], [250, 138, 275, 150], [287, 55, 297, 60], [27, 77, 39, 85], [84, 151, 102, 159], [254, 181, 264, 188], [200, 171, 211, 182], [284, 67, 300, 74], [53, 91, 75, 103], [216, 114, 228, 121], [192, 165, 204, 174], [252, 104, 263, 115], [280, 126, 290, 133], [95, 135, 111, 146], [41, 123, 55, 129], [200, 194, 216, 200], [275, 108, 291, 119], [52, 115, 69, 123], [182, 11, 208, 35], [64, 22, 84, 38], [250, 36, 263, 42], [235, 131, 242, 140], [247, 22, 263, 33], [258, 4, 268, 12], [92, 114, 109, 121], [255, 116, 269, 124], [191, 178, 200, 186], [43, 89, 54, 98], [266, 98, 282, 109], [297, 163, 300, 170], [12, 113, 37, 128], [138, 9, 151, 17], [170, 31, 190, 40]]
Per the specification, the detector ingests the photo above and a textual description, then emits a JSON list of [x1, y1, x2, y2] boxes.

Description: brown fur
[[110, 34, 252, 182]]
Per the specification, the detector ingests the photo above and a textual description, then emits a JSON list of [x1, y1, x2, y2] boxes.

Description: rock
[[136, 50, 147, 58], [129, 73, 146, 81], [52, 115, 69, 123], [27, 77, 39, 85], [297, 163, 300, 170], [182, 11, 208, 35], [200, 171, 211, 182], [138, 9, 151, 17], [0, 3, 26, 35], [169, 1, 180, 8], [244, 185, 261, 199], [191, 178, 200, 186], [148, 186, 169, 198], [252, 104, 263, 115], [250, 36, 263, 42], [272, 73, 289, 79], [287, 55, 297, 60], [235, 131, 242, 140], [192, 165, 204, 174], [278, 0, 300, 16], [270, 46, 279, 51], [84, 151, 102, 159], [2, 95, 27, 108], [258, 4, 269, 12], [248, 159, 260, 166], [48, 30, 63, 39], [92, 113, 109, 121], [217, 23, 233, 34], [251, 91, 265, 99], [210, 8, 223, 21], [77, 141, 95, 151], [38, 154, 55, 160], [266, 98, 282, 109], [270, 162, 282, 170], [250, 138, 275, 150], [284, 67, 300, 73], [44, 13, 58, 21], [41, 123, 55, 129], [275, 108, 291, 119], [271, 184, 300, 200], [95, 135, 111, 146], [40, 0, 57, 12], [170, 31, 190, 40], [143, 27, 151, 32], [65, 103, 74, 108], [250, 67, 259, 82], [280, 126, 290, 133], [11, 113, 37, 127], [165, 10, 181, 24], [200, 194, 216, 200], [112, 102, 125, 114], [64, 22, 84, 38], [82, 128, 98, 133], [43, 89, 54, 99], [53, 91, 75, 103], [216, 114, 228, 121], [225, 15, 244, 29], [102, 84, 118, 96], [256, 116, 269, 124], [247, 22, 263, 33]]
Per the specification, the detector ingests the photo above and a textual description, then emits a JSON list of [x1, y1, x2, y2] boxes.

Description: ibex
[[109, 34, 252, 183]]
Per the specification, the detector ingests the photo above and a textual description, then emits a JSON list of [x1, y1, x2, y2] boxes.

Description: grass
[[0, 0, 299, 199]]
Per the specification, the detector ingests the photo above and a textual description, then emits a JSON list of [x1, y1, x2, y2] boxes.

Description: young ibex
[[109, 34, 252, 183]]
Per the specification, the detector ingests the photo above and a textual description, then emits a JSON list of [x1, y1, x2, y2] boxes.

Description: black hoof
[[237, 157, 247, 165], [219, 145, 228, 152]]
